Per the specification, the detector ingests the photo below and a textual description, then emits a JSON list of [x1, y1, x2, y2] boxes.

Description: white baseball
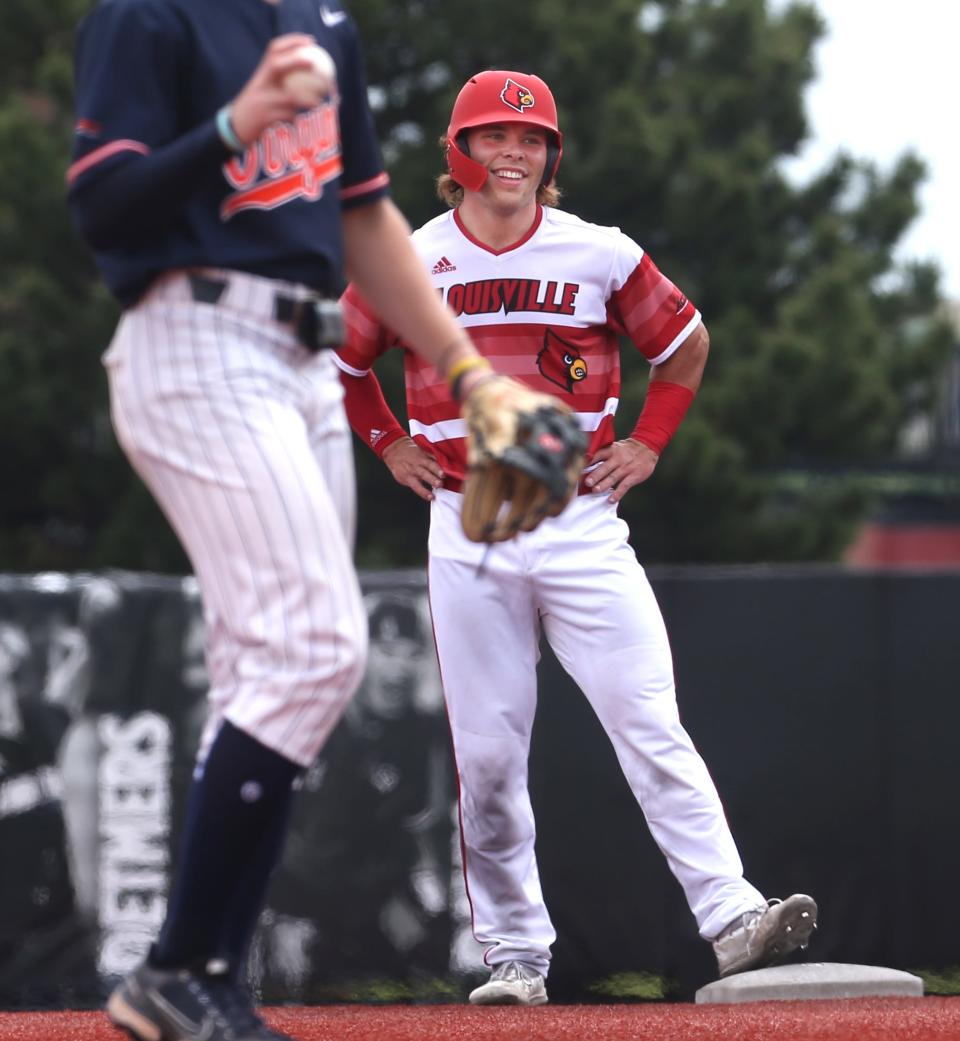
[[282, 45, 337, 108]]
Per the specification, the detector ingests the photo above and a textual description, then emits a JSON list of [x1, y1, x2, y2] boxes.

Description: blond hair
[[435, 135, 561, 209]]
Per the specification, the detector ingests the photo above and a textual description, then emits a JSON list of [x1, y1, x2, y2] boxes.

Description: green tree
[[0, 0, 187, 572], [0, 0, 952, 572]]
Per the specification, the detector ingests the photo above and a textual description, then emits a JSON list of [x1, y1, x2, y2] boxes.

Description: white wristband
[[216, 105, 246, 153]]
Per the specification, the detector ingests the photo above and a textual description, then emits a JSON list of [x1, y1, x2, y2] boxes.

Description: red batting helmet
[[445, 70, 563, 192]]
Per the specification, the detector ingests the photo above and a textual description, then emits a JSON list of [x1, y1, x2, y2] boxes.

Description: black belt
[[188, 273, 344, 352]]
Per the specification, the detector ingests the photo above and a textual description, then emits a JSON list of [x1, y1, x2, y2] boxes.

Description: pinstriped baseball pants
[[104, 270, 367, 768]]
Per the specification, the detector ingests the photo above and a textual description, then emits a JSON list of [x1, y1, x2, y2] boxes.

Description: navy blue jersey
[[68, 0, 390, 307]]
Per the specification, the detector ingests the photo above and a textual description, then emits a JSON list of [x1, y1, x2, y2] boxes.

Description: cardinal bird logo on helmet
[[501, 78, 535, 113], [537, 329, 588, 393]]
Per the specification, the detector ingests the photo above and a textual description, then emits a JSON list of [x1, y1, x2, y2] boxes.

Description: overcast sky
[[782, 1, 958, 300]]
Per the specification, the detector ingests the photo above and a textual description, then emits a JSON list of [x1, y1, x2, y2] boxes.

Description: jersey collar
[[453, 204, 544, 256]]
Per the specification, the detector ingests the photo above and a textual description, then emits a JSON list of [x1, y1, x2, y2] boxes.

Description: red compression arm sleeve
[[339, 370, 407, 459], [630, 379, 695, 456]]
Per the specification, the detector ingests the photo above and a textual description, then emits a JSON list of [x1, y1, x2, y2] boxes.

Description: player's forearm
[[67, 119, 228, 250], [650, 321, 709, 392], [342, 199, 480, 383], [337, 369, 407, 458], [631, 322, 709, 454]]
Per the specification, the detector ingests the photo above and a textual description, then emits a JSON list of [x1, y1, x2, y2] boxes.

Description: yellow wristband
[[447, 355, 491, 390]]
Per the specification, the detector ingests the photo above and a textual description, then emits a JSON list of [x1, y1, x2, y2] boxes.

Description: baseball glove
[[460, 375, 586, 543]]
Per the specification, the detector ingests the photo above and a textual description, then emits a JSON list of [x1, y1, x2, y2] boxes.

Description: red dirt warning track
[[3, 998, 960, 1041]]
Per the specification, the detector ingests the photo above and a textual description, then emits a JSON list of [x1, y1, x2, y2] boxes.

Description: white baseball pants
[[104, 270, 367, 768], [428, 489, 764, 975]]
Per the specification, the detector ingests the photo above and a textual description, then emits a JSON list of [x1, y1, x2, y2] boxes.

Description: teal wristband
[[216, 105, 245, 153]]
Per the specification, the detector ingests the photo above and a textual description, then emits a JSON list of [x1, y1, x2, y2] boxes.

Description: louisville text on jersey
[[441, 278, 580, 317], [221, 103, 342, 220]]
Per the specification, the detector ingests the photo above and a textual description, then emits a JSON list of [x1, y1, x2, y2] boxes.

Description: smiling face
[[463, 121, 549, 211]]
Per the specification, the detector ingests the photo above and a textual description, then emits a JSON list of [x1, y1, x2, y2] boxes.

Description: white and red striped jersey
[[334, 204, 701, 485]]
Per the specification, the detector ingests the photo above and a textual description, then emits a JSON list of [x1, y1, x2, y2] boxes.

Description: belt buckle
[[280, 295, 345, 352]]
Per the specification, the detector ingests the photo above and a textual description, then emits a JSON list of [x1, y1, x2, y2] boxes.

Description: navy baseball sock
[[152, 720, 301, 971], [217, 789, 294, 979]]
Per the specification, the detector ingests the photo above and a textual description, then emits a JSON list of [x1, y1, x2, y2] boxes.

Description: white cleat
[[713, 894, 818, 978], [468, 961, 548, 1006]]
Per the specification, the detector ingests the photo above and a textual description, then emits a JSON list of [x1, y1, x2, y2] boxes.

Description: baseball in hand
[[282, 45, 337, 108]]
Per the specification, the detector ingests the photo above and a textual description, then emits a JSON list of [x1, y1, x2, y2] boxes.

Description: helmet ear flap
[[446, 131, 489, 192], [542, 140, 560, 187]]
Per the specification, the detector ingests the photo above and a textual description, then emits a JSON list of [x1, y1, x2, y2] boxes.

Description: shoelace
[[718, 903, 770, 942], [748, 897, 783, 930], [491, 961, 537, 984]]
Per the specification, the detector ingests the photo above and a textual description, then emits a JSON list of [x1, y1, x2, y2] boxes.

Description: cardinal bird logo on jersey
[[501, 78, 535, 114], [536, 329, 588, 392]]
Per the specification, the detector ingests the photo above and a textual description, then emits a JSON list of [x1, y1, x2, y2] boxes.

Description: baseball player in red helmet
[[336, 69, 817, 1004]]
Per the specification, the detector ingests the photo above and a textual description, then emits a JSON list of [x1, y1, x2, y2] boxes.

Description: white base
[[695, 962, 924, 1004]]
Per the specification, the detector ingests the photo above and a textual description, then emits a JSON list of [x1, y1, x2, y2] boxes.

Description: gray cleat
[[468, 961, 549, 1006], [106, 958, 294, 1041], [712, 894, 818, 978]]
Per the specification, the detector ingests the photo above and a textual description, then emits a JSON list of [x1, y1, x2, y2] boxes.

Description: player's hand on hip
[[230, 34, 322, 145], [382, 437, 445, 502], [585, 437, 658, 503]]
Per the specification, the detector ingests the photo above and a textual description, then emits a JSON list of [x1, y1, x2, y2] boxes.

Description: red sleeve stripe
[[647, 312, 702, 365], [339, 171, 390, 200], [339, 285, 395, 369], [342, 293, 382, 340], [66, 140, 150, 185], [611, 262, 675, 327]]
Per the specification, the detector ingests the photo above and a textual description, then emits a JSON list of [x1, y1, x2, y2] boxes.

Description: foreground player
[[67, 7, 558, 1040], [336, 70, 818, 1004]]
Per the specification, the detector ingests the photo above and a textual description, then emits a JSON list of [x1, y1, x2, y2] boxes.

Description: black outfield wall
[[0, 567, 957, 1006], [532, 566, 960, 996]]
